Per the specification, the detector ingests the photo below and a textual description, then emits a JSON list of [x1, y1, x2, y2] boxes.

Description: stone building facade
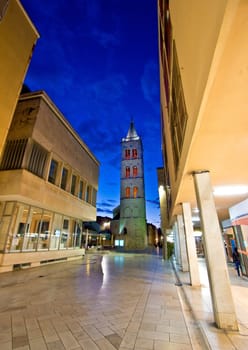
[[0, 91, 99, 272]]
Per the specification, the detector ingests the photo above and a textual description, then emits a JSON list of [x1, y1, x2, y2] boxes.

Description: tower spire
[[125, 119, 139, 140]]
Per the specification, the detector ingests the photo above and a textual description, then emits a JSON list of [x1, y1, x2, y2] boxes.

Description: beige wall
[[1, 91, 99, 221], [159, 0, 248, 222], [9, 92, 99, 189], [0, 0, 39, 158], [0, 170, 96, 221]]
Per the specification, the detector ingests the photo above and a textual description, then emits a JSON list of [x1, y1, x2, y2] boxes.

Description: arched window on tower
[[133, 186, 138, 198], [125, 187, 130, 198], [132, 149, 137, 158], [125, 149, 130, 159], [125, 166, 130, 177], [133, 166, 138, 177]]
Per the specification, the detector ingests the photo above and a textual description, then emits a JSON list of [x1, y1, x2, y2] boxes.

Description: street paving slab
[[0, 251, 247, 349]]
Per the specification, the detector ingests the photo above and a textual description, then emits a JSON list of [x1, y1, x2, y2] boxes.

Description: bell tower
[[119, 121, 147, 249]]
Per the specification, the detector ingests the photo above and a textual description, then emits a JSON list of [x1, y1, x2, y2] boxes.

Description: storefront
[[0, 200, 86, 272], [229, 199, 248, 277]]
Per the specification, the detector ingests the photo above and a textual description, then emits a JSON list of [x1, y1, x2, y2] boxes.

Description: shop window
[[48, 159, 58, 184], [133, 186, 138, 198], [37, 210, 51, 250], [73, 219, 82, 248], [125, 167, 130, 177], [125, 149, 130, 159], [49, 213, 63, 250], [61, 167, 68, 190], [61, 217, 70, 249], [132, 149, 138, 158], [22, 207, 42, 251], [133, 166, 138, 177], [125, 187, 130, 198]]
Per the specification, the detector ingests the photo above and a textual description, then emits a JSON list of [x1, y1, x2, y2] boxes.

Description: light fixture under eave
[[213, 185, 248, 196]]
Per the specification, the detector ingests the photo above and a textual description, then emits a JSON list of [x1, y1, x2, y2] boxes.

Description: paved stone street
[[0, 252, 207, 350]]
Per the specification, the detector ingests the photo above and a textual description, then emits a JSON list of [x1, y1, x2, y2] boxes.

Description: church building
[[111, 121, 147, 249]]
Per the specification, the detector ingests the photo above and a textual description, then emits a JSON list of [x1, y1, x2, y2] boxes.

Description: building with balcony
[[0, 91, 99, 272]]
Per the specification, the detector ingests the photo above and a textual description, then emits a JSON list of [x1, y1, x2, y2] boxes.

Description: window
[[132, 149, 137, 158], [48, 159, 58, 184], [78, 180, 84, 199], [63, 219, 69, 229], [125, 187, 130, 198], [85, 185, 91, 203], [61, 167, 68, 190], [115, 239, 124, 247], [0, 138, 27, 170], [133, 186, 138, 198], [133, 166, 138, 177], [125, 149, 130, 159], [170, 42, 188, 170], [71, 174, 77, 195], [92, 188, 97, 207], [125, 167, 130, 177]]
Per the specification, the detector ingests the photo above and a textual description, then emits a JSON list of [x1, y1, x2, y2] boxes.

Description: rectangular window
[[78, 180, 84, 199], [125, 167, 130, 177], [61, 167, 68, 190], [71, 174, 76, 195], [92, 188, 97, 207], [132, 149, 137, 158], [170, 42, 188, 171], [125, 149, 130, 159], [85, 185, 91, 203], [115, 239, 124, 247], [133, 166, 138, 177], [48, 159, 58, 184], [63, 219, 69, 229], [125, 187, 130, 198], [133, 186, 138, 198]]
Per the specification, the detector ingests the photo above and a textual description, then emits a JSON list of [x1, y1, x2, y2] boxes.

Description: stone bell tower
[[119, 121, 147, 249]]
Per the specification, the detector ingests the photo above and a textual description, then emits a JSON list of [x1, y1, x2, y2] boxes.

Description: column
[[193, 171, 238, 330], [173, 221, 181, 266], [177, 214, 189, 272], [182, 202, 200, 286]]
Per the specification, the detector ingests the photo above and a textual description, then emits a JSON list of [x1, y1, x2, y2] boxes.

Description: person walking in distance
[[233, 247, 241, 276]]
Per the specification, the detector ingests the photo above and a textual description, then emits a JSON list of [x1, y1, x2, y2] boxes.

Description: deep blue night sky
[[20, 0, 162, 226]]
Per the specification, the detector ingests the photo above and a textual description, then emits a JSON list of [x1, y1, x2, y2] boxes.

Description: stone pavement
[[175, 257, 248, 350], [0, 252, 247, 349]]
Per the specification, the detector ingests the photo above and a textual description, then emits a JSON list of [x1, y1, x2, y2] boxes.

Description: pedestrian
[[232, 247, 241, 276]]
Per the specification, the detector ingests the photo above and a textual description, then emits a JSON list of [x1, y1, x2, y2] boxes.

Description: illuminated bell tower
[[119, 121, 147, 249]]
